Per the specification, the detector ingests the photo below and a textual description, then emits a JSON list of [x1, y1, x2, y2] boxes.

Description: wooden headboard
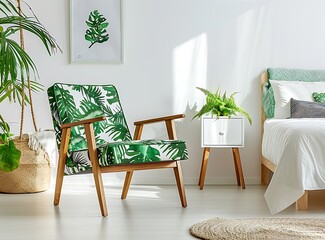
[[260, 71, 268, 137], [260, 71, 276, 184]]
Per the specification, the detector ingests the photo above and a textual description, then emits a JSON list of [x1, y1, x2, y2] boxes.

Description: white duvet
[[262, 118, 325, 214]]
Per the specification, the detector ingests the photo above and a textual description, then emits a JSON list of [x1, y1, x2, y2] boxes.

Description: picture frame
[[70, 0, 122, 63]]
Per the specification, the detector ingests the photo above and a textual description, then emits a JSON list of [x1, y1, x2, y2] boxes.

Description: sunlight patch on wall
[[172, 33, 207, 113], [232, 6, 266, 92]]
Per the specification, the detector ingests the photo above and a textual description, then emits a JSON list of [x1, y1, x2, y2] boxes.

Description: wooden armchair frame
[[54, 114, 187, 217]]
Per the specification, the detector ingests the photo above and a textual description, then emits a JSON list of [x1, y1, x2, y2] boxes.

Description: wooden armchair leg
[[173, 161, 187, 208], [121, 171, 133, 199], [84, 123, 108, 217], [54, 128, 70, 206], [92, 166, 108, 217], [54, 154, 67, 206]]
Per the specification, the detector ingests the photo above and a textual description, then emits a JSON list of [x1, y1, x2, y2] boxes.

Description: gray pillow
[[290, 98, 325, 118]]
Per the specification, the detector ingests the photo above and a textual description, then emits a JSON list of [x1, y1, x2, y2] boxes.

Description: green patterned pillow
[[313, 92, 325, 103], [262, 68, 325, 119], [262, 83, 275, 118]]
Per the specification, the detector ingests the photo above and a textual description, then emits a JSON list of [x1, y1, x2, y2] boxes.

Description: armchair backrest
[[47, 83, 132, 151]]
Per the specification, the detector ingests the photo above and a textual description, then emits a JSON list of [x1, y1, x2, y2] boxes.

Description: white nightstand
[[198, 116, 246, 189]]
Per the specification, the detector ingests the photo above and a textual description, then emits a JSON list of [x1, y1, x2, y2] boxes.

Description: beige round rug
[[189, 218, 325, 240]]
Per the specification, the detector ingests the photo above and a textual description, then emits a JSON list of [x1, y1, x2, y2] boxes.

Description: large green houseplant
[[193, 87, 252, 124], [0, 0, 60, 173]]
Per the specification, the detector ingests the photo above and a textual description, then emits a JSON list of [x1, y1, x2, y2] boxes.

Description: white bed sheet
[[262, 118, 325, 214]]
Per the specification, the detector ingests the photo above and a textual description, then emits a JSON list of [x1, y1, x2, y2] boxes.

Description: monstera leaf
[[73, 85, 105, 106], [160, 141, 188, 160], [103, 86, 119, 104], [125, 145, 160, 163], [71, 151, 90, 165], [98, 143, 128, 166], [0, 115, 21, 172], [85, 10, 109, 48], [65, 152, 91, 175], [111, 106, 127, 125], [77, 99, 104, 120], [54, 85, 78, 123], [0, 140, 21, 172], [106, 123, 132, 141]]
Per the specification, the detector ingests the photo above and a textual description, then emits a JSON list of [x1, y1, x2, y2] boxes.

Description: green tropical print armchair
[[47, 83, 188, 174]]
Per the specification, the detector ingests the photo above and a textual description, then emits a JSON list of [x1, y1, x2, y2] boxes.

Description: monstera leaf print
[[65, 152, 91, 175], [104, 104, 131, 141], [86, 86, 105, 104], [54, 85, 79, 123], [76, 99, 105, 120], [101, 104, 113, 118], [98, 146, 115, 166], [47, 87, 62, 145], [48, 87, 59, 121], [111, 105, 127, 125], [94, 120, 108, 143], [125, 145, 160, 163], [106, 123, 131, 141], [98, 143, 128, 166], [71, 151, 90, 165], [73, 85, 105, 106], [160, 141, 188, 160], [103, 86, 119, 104], [69, 130, 88, 151], [66, 154, 76, 168]]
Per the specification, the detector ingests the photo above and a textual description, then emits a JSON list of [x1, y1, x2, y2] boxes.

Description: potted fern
[[0, 0, 60, 192], [193, 87, 252, 148], [193, 87, 252, 124]]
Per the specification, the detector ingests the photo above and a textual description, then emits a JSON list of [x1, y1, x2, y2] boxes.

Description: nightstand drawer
[[201, 117, 244, 147]]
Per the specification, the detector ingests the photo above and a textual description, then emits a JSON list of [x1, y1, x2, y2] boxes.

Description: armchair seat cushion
[[65, 139, 188, 174], [98, 139, 188, 166]]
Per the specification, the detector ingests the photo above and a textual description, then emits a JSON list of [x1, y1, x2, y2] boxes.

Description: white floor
[[0, 175, 324, 240]]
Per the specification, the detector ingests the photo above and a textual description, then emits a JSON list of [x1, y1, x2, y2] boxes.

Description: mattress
[[262, 118, 325, 214]]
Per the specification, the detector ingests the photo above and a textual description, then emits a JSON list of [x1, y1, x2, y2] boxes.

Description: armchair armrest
[[61, 116, 106, 129], [133, 114, 185, 140], [134, 114, 185, 126]]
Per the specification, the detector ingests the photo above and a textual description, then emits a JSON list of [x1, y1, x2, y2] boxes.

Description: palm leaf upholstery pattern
[[48, 83, 188, 174]]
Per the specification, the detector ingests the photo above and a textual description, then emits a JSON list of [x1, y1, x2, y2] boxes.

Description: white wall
[[3, 0, 325, 185]]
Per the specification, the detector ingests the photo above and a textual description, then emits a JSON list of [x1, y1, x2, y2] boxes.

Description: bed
[[260, 68, 325, 214]]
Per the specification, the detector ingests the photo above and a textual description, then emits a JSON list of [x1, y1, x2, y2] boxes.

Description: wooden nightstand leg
[[232, 148, 245, 189], [232, 151, 241, 187], [198, 147, 211, 190]]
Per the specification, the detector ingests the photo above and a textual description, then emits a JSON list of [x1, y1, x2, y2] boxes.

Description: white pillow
[[270, 80, 325, 119]]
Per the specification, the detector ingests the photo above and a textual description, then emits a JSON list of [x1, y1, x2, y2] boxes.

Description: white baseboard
[[59, 173, 261, 186], [129, 176, 261, 186]]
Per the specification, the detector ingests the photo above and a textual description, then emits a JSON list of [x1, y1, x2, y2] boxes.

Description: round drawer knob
[[219, 132, 224, 136]]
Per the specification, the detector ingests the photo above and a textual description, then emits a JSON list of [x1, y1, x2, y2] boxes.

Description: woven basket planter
[[0, 138, 51, 193]]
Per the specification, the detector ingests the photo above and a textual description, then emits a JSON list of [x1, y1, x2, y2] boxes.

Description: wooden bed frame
[[260, 71, 308, 210]]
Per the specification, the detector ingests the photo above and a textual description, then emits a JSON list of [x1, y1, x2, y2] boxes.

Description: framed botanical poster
[[70, 0, 122, 63]]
